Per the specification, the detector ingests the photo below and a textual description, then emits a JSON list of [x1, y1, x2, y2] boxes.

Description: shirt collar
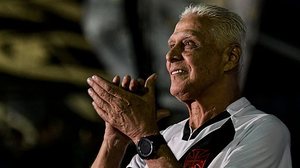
[[226, 97, 251, 116]]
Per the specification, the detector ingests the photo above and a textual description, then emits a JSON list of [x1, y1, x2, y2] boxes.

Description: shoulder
[[254, 113, 290, 140], [232, 108, 291, 148], [229, 97, 290, 138]]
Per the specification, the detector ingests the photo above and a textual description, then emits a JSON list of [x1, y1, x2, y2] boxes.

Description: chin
[[170, 86, 179, 97], [170, 88, 191, 102]]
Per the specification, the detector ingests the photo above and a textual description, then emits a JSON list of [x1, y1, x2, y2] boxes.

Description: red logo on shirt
[[183, 148, 210, 168]]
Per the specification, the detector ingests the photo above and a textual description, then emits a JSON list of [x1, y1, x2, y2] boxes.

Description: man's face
[[166, 14, 225, 102]]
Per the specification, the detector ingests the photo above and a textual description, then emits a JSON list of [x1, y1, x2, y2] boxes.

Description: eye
[[168, 43, 175, 49], [183, 40, 197, 49]]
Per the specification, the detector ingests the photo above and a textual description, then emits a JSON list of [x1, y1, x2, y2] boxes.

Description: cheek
[[188, 57, 209, 78], [189, 58, 220, 89], [189, 53, 222, 77], [190, 66, 210, 85]]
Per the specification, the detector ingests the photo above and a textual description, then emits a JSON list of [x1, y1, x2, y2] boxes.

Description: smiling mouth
[[171, 69, 186, 75]]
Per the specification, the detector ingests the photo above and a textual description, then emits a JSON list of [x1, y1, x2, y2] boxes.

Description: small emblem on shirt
[[183, 148, 210, 168]]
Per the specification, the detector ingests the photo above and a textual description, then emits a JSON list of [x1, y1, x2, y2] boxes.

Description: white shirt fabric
[[126, 97, 292, 168]]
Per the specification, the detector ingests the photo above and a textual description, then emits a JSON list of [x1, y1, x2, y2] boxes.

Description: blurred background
[[0, 0, 298, 167]]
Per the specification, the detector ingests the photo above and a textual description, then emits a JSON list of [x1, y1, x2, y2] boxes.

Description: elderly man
[[87, 3, 292, 168]]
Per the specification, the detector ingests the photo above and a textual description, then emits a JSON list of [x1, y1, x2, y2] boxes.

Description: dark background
[[0, 0, 298, 167], [244, 1, 299, 168]]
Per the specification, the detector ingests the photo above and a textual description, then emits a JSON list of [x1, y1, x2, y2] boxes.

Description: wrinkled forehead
[[175, 14, 203, 32], [168, 14, 213, 42]]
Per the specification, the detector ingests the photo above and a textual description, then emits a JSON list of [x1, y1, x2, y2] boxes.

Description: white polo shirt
[[127, 97, 292, 168]]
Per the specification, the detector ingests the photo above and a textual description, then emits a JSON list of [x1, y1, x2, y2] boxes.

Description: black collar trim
[[182, 111, 231, 140]]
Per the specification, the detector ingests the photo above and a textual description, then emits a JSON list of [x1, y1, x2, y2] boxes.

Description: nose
[[166, 46, 183, 63]]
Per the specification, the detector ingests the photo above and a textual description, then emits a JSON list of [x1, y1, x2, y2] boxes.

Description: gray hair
[[180, 4, 247, 52]]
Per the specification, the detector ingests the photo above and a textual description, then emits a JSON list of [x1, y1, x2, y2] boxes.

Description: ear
[[223, 44, 241, 72]]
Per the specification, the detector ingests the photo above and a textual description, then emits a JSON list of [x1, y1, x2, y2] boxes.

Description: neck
[[186, 76, 241, 129]]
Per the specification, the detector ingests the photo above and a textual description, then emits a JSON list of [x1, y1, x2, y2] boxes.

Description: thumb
[[144, 73, 157, 95]]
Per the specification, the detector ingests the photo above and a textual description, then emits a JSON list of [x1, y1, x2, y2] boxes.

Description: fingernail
[[88, 88, 93, 94], [87, 77, 92, 84], [92, 101, 96, 107], [153, 73, 158, 79]]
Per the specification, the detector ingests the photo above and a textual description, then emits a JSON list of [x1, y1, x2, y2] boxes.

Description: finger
[[112, 75, 120, 85], [90, 75, 130, 99], [121, 75, 131, 89], [130, 79, 149, 95], [129, 79, 139, 92], [88, 76, 118, 97], [145, 73, 158, 95], [129, 79, 138, 91], [88, 87, 112, 113], [88, 75, 132, 102], [116, 75, 146, 95], [87, 78, 112, 99], [92, 101, 109, 122]]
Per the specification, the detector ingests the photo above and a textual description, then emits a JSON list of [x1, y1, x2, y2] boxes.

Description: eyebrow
[[168, 30, 200, 44]]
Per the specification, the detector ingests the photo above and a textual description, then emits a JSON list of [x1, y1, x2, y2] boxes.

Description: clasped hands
[[87, 73, 167, 144]]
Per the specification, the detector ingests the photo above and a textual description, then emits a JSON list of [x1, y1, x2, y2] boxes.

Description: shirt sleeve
[[126, 154, 147, 168]]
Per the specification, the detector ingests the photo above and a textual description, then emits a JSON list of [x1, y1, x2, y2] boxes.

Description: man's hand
[[113, 75, 171, 122], [100, 76, 131, 148], [87, 73, 159, 143]]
